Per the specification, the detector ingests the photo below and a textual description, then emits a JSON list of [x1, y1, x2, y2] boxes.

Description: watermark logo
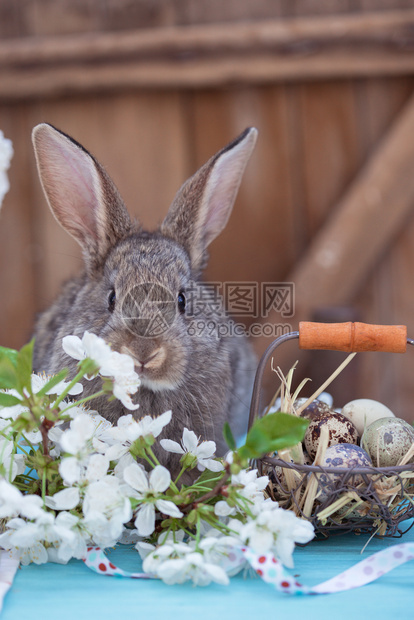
[[121, 283, 176, 338], [262, 283, 294, 318], [120, 281, 295, 339]]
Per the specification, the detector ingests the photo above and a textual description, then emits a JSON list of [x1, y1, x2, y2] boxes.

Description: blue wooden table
[[3, 524, 414, 620]]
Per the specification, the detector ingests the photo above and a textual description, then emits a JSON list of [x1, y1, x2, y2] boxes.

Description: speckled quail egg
[[304, 410, 359, 461], [361, 417, 414, 467], [341, 399, 394, 436], [297, 399, 334, 419], [317, 443, 372, 502]]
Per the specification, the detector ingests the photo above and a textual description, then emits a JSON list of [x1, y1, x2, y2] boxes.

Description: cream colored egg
[[361, 417, 414, 467], [341, 399, 394, 436]]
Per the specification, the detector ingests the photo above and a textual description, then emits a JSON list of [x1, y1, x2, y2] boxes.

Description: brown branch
[[180, 464, 232, 514]]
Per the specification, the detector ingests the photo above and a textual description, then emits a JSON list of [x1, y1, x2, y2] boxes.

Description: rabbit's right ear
[[160, 128, 257, 274], [32, 123, 133, 271]]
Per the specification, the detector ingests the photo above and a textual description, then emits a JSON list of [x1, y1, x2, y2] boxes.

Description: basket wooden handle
[[299, 322, 407, 353]]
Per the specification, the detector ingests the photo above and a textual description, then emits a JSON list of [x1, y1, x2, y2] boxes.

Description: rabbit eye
[[177, 291, 186, 314], [108, 289, 116, 312]]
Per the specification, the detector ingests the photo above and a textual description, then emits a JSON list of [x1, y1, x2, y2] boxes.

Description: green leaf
[[0, 356, 19, 390], [16, 339, 35, 394], [0, 346, 18, 366], [34, 369, 69, 397], [0, 392, 21, 407], [240, 412, 309, 460], [223, 422, 237, 451]]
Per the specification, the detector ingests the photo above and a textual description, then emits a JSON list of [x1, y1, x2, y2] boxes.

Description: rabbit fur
[[31, 123, 258, 467]]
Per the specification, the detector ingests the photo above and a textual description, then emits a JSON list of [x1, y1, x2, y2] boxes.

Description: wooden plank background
[[1, 0, 414, 421]]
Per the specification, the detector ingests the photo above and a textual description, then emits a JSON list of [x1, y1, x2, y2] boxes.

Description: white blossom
[[111, 372, 140, 411], [0, 511, 79, 566], [57, 414, 110, 485], [215, 469, 269, 518], [31, 373, 83, 397], [228, 500, 314, 568], [0, 438, 25, 481], [60, 414, 96, 455], [0, 480, 44, 519], [123, 464, 183, 537], [0, 391, 27, 420], [156, 551, 229, 586], [55, 452, 110, 503], [0, 130, 13, 208], [160, 428, 224, 472], [104, 411, 172, 463], [53, 512, 89, 562], [50, 409, 110, 458], [45, 487, 81, 511], [62, 332, 140, 408], [136, 531, 185, 562], [58, 454, 109, 490], [141, 540, 192, 574], [82, 476, 132, 547], [196, 534, 246, 577], [99, 350, 135, 379], [62, 332, 112, 368]]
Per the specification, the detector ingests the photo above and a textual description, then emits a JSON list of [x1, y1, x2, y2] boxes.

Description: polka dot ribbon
[[84, 542, 414, 594], [84, 547, 154, 579], [242, 543, 414, 594]]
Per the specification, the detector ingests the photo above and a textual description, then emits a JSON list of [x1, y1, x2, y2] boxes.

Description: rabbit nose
[[138, 350, 159, 368], [121, 345, 166, 370], [139, 348, 167, 372]]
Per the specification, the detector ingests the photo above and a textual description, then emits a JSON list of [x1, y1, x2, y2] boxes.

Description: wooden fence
[[1, 1, 414, 419]]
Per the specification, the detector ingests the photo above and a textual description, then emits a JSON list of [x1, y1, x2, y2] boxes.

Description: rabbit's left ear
[[160, 127, 257, 273], [32, 123, 133, 272]]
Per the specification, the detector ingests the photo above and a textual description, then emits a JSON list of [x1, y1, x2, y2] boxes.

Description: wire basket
[[248, 322, 414, 538]]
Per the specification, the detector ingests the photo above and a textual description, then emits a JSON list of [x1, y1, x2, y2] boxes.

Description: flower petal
[[63, 381, 84, 396], [123, 463, 149, 493], [194, 441, 216, 459], [198, 458, 224, 473], [149, 465, 171, 493], [62, 335, 84, 361], [203, 562, 230, 586], [135, 503, 155, 536], [214, 500, 234, 517], [86, 454, 109, 481], [105, 443, 128, 461], [45, 487, 80, 510], [151, 410, 172, 437], [156, 558, 188, 584], [59, 457, 81, 485], [182, 428, 198, 452], [159, 439, 184, 454], [155, 499, 183, 519]]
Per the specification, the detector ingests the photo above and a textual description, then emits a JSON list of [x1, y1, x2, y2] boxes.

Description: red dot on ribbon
[[98, 563, 107, 572], [109, 563, 116, 570], [257, 569, 263, 576], [258, 556, 266, 564], [281, 581, 290, 588]]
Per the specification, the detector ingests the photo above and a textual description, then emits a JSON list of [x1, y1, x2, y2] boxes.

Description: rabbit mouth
[[121, 346, 165, 370], [139, 375, 178, 393], [120, 346, 177, 391]]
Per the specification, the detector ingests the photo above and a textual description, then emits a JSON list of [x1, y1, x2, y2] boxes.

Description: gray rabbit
[[32, 123, 258, 461]]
